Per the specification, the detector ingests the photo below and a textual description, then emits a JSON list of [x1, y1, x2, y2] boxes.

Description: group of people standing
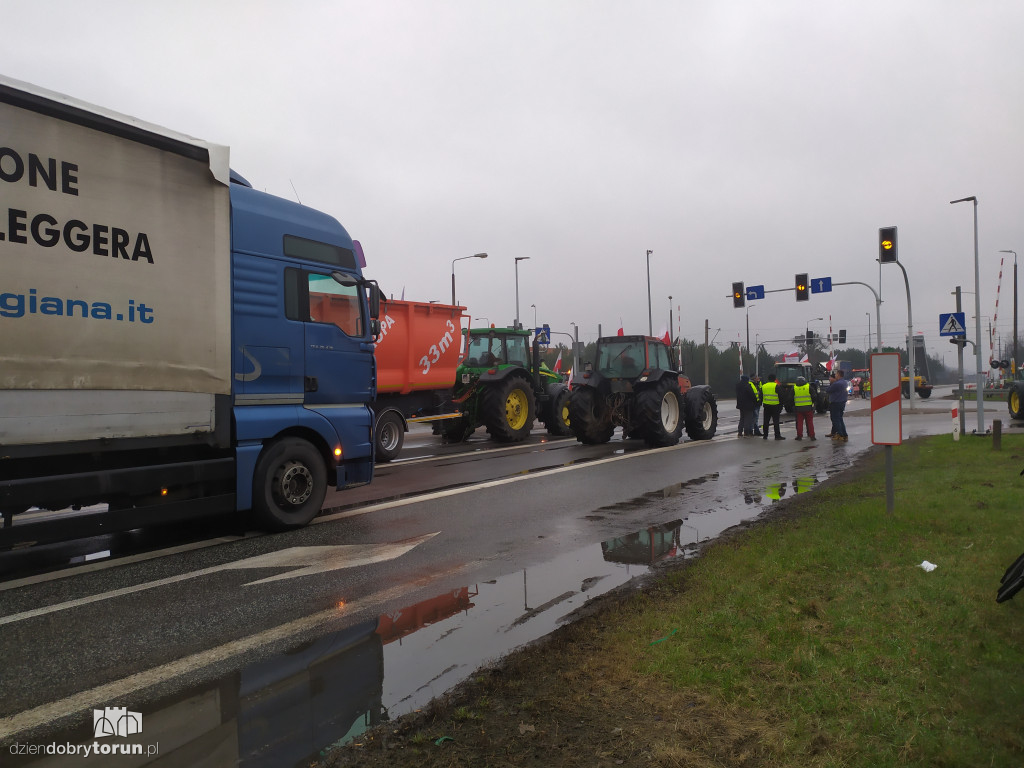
[[735, 370, 850, 442]]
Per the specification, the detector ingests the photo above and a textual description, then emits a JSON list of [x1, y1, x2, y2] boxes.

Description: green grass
[[631, 434, 1024, 766]]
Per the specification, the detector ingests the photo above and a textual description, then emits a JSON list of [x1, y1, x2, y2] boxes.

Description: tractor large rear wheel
[[482, 375, 536, 442], [635, 378, 684, 447], [684, 387, 718, 440], [568, 387, 615, 444]]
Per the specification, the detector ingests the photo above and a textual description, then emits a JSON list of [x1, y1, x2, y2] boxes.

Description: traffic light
[[879, 226, 898, 262], [732, 282, 745, 308], [795, 273, 809, 301], [806, 329, 814, 346], [839, 329, 846, 344]]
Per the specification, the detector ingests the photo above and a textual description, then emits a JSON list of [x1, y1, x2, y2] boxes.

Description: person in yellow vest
[[793, 376, 816, 440], [760, 373, 785, 440]]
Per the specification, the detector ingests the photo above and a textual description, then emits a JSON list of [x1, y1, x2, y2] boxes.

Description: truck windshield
[[598, 341, 644, 377]]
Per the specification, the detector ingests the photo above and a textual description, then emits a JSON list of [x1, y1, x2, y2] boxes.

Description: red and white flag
[[553, 350, 563, 372], [784, 350, 800, 362], [825, 352, 837, 372], [617, 318, 624, 337]]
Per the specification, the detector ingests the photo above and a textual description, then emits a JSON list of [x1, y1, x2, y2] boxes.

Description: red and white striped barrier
[[870, 352, 902, 445]]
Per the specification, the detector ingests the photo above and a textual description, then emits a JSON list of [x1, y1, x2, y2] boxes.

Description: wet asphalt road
[[0, 389, 1006, 763]]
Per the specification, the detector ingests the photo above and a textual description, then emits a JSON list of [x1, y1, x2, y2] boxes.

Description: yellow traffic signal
[[795, 273, 809, 301], [879, 226, 898, 262], [732, 281, 745, 308]]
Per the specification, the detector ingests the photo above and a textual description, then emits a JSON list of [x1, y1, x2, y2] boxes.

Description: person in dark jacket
[[827, 369, 850, 441], [735, 375, 758, 436], [750, 375, 764, 436]]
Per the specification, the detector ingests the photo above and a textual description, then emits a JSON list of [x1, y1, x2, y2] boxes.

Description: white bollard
[[952, 405, 960, 441]]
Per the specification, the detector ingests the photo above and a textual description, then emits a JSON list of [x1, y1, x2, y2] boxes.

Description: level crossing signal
[[732, 282, 745, 308], [795, 273, 809, 301], [879, 226, 898, 262]]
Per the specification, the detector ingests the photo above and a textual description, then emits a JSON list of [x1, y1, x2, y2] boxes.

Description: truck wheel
[[635, 378, 683, 447], [1010, 388, 1024, 419], [482, 375, 536, 442], [374, 411, 405, 462], [684, 387, 718, 440], [543, 386, 573, 436], [568, 387, 615, 444], [252, 437, 327, 530]]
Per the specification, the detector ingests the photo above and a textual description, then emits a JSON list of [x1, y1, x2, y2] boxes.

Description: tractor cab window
[[649, 343, 671, 371], [598, 341, 641, 377], [466, 334, 529, 367]]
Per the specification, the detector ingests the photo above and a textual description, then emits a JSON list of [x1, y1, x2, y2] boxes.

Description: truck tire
[[684, 387, 718, 440], [482, 375, 536, 442], [635, 378, 684, 447], [568, 387, 615, 444], [542, 386, 573, 436], [1009, 387, 1024, 419], [252, 437, 327, 530], [374, 410, 405, 462]]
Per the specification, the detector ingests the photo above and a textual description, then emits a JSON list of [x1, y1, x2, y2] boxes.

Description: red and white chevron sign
[[870, 352, 902, 445]]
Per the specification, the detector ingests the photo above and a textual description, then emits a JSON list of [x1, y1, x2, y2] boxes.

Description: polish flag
[[800, 354, 809, 363], [784, 350, 800, 362], [553, 350, 563, 372], [617, 326, 624, 336], [825, 352, 837, 372]]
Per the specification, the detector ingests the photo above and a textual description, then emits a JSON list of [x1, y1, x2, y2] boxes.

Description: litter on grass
[[920, 561, 937, 572]]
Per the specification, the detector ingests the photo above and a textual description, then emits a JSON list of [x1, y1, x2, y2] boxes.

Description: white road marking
[[0, 573, 454, 741], [0, 533, 437, 626]]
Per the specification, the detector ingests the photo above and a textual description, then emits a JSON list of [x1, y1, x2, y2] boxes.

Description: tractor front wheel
[[684, 387, 718, 440], [568, 387, 615, 444]]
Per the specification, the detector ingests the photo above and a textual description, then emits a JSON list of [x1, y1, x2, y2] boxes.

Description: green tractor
[[435, 326, 572, 443]]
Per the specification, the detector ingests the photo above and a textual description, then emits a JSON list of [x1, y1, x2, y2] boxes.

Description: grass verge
[[322, 434, 1024, 768]]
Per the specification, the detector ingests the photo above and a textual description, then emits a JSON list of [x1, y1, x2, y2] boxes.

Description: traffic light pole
[[891, 260, 916, 411]]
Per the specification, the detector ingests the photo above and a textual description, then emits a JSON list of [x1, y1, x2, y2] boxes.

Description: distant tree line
[[537, 337, 952, 397]]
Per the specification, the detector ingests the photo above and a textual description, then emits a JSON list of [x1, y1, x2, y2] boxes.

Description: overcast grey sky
[[5, 1, 1024, 368]]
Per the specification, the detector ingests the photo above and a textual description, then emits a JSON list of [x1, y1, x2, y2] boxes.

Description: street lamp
[[530, 303, 537, 329], [646, 250, 653, 336], [951, 195, 984, 433], [999, 249, 1017, 368], [514, 257, 530, 328], [806, 317, 823, 365], [865, 312, 871, 367], [451, 252, 487, 306]]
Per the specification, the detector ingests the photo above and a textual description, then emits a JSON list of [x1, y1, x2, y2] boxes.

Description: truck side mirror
[[366, 281, 381, 320]]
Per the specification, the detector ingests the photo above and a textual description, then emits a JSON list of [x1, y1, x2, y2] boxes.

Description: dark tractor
[[567, 335, 717, 447], [435, 326, 571, 443]]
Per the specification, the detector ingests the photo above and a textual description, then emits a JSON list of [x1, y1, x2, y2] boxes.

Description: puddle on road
[[19, 444, 871, 768]]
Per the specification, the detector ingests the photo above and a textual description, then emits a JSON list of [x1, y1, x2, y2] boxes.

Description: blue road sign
[[746, 285, 765, 300], [810, 276, 832, 294], [939, 312, 966, 337]]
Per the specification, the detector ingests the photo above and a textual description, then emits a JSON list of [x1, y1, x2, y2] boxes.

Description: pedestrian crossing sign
[[939, 312, 966, 337]]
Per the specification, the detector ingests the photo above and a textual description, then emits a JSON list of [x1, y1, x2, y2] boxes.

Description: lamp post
[[646, 249, 653, 336], [951, 196, 984, 433], [451, 252, 487, 307], [999, 249, 1017, 369], [806, 317, 823, 365], [865, 312, 871, 367], [530, 303, 537, 330], [514, 256, 530, 328]]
